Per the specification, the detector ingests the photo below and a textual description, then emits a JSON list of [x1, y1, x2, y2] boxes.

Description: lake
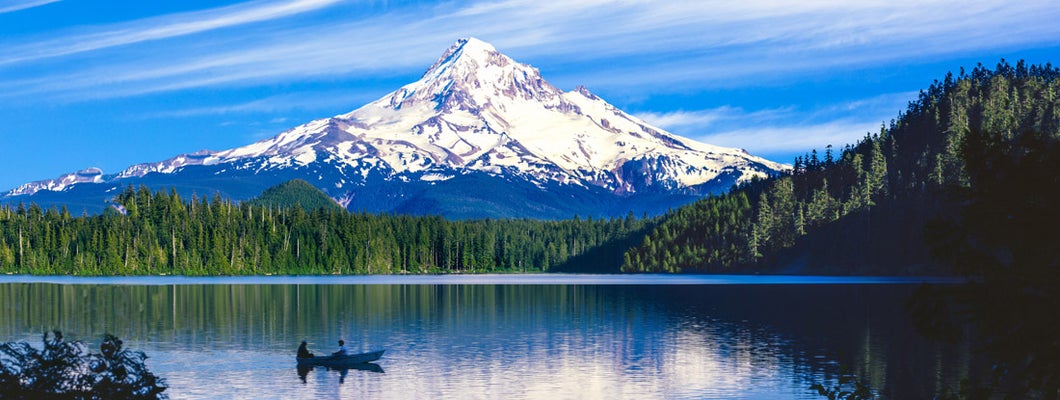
[[0, 275, 973, 399]]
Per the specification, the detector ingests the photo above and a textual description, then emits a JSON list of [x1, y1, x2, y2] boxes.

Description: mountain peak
[[454, 37, 496, 54], [423, 37, 501, 77], [378, 37, 558, 114]]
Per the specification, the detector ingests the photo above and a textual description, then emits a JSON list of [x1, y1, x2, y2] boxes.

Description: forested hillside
[[0, 185, 649, 275], [622, 60, 1060, 274], [245, 179, 344, 211]]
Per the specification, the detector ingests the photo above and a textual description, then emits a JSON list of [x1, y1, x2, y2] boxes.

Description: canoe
[[296, 350, 385, 367]]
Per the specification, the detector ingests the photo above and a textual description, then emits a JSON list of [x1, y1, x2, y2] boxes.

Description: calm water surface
[[0, 275, 973, 399]]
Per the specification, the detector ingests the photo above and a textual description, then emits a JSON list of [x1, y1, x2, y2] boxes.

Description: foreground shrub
[[0, 331, 166, 399]]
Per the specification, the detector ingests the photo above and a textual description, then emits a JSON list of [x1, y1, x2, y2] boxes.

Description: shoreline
[[0, 273, 963, 286]]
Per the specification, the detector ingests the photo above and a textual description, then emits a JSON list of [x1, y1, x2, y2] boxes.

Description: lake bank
[[0, 273, 962, 286]]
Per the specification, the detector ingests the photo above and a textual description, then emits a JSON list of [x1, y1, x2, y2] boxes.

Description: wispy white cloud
[[0, 0, 57, 14], [1, 0, 1058, 101], [0, 0, 340, 66], [636, 106, 794, 132], [645, 107, 890, 158], [635, 108, 734, 130], [141, 91, 375, 118], [697, 120, 884, 156], [636, 92, 914, 156]]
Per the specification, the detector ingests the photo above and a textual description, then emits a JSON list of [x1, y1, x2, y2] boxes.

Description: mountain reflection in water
[[0, 280, 977, 399]]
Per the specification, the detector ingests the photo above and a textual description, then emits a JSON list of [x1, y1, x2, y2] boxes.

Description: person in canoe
[[333, 340, 348, 356], [297, 340, 314, 359]]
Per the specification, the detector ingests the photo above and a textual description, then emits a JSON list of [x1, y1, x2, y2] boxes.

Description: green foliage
[[810, 372, 875, 400], [246, 179, 345, 212], [622, 60, 1060, 274], [0, 331, 166, 399], [932, 379, 997, 400], [621, 191, 754, 272], [0, 185, 649, 275]]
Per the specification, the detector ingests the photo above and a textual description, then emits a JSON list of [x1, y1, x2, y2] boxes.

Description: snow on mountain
[[5, 38, 786, 211], [7, 168, 104, 196]]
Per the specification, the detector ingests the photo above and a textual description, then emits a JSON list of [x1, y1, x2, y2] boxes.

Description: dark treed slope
[[246, 179, 344, 212], [0, 185, 650, 275], [623, 60, 1060, 274]]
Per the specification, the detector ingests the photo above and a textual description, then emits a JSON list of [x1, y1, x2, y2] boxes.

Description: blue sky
[[1, 0, 1058, 191]]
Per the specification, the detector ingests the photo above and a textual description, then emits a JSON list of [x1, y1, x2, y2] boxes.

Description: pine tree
[[753, 194, 773, 255]]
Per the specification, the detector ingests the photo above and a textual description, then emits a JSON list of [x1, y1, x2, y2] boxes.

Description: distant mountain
[[3, 38, 786, 219], [247, 179, 344, 212]]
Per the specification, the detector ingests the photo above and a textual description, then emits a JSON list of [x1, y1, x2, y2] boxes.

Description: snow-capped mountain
[[4, 38, 786, 218]]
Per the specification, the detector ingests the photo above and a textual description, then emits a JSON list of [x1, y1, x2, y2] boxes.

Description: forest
[[0, 183, 649, 275], [622, 60, 1060, 275]]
